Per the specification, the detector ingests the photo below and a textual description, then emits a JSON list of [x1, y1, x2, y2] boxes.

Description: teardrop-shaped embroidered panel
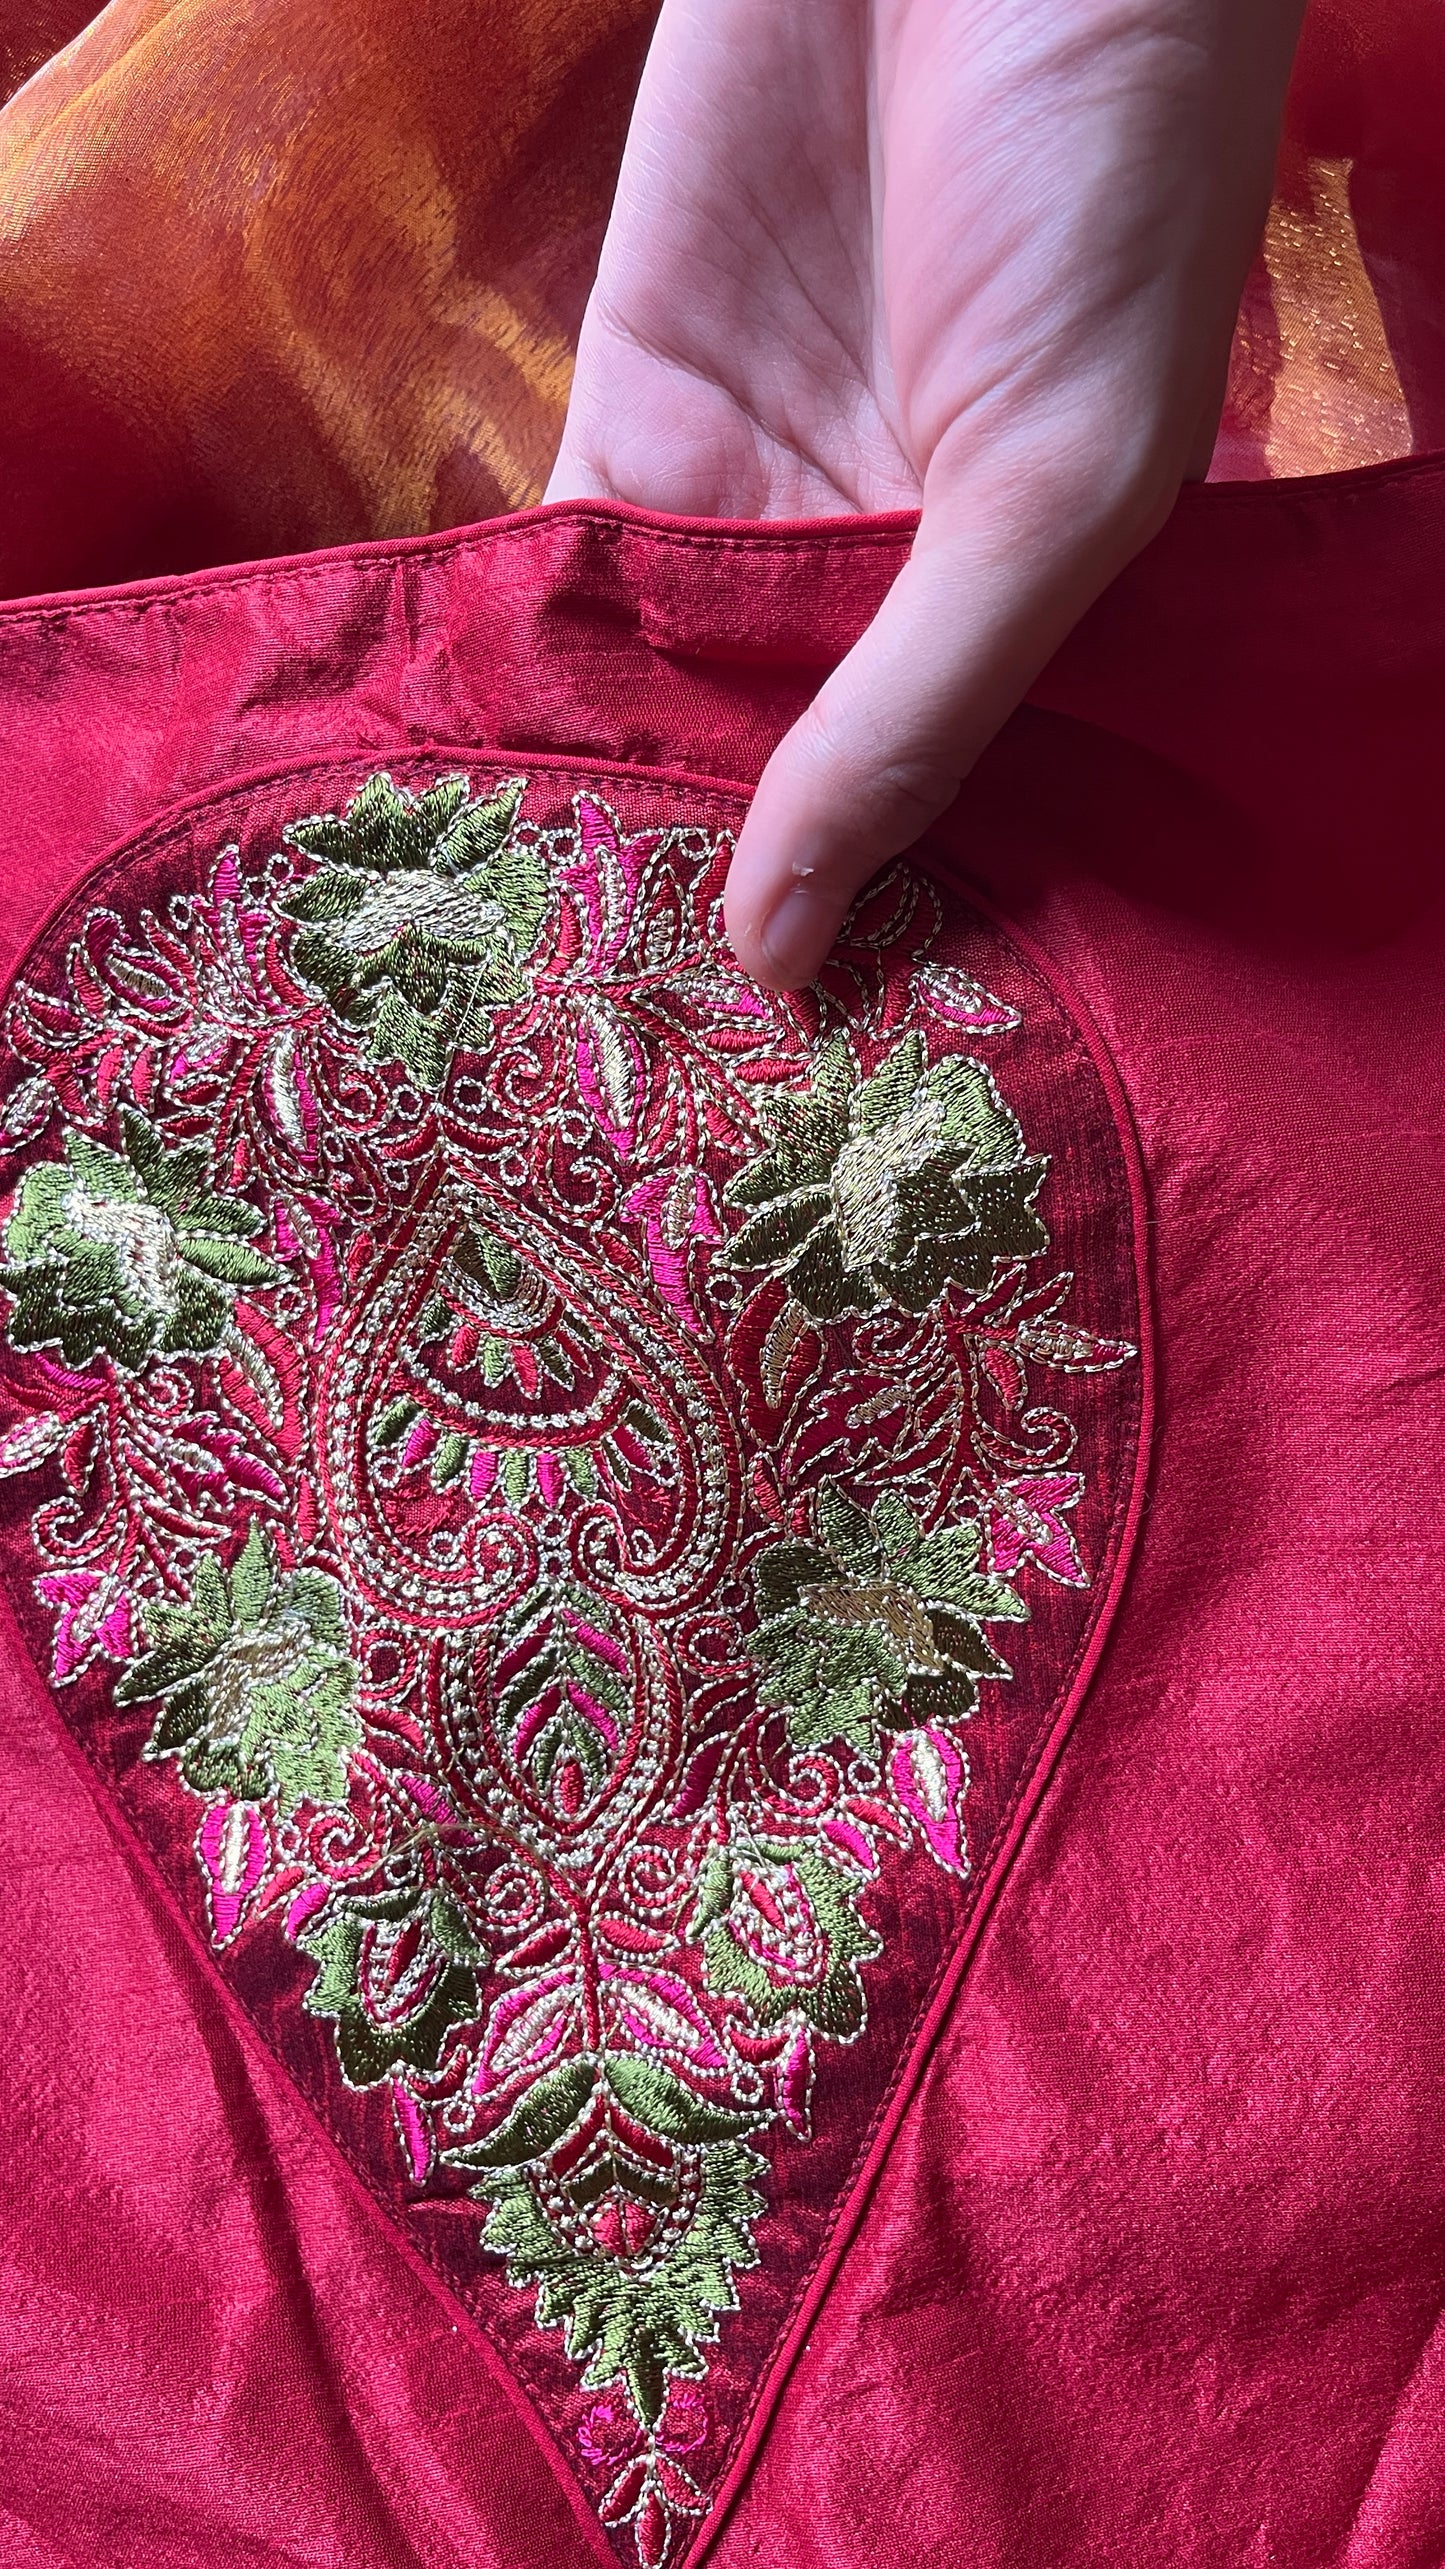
[[0, 756, 1146, 2566]]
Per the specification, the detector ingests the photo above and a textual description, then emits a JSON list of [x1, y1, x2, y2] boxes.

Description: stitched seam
[[5, 449, 1440, 634], [0, 511, 919, 633]]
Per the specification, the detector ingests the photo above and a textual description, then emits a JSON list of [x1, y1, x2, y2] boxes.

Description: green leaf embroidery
[[121, 1527, 361, 1818], [461, 2137, 765, 2430], [447, 2059, 598, 2169], [725, 1029, 1050, 1318], [604, 2055, 760, 2145], [704, 1842, 881, 2039], [429, 1888, 489, 1966], [282, 771, 544, 1091], [229, 1520, 274, 1625], [748, 1489, 1028, 1753], [1, 1107, 279, 1372], [492, 1579, 628, 1807], [299, 1882, 483, 2087]]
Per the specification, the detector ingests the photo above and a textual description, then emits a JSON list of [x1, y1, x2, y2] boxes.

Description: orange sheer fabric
[[0, 0, 1442, 582], [1212, 0, 1445, 476], [0, 0, 653, 593]]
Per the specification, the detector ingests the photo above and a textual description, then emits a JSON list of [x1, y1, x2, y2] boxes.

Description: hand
[[547, 0, 1305, 986]]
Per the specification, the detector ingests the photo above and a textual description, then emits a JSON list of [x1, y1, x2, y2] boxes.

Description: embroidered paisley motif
[[0, 767, 1142, 2567]]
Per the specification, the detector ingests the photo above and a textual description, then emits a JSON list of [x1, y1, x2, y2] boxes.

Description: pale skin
[[547, 0, 1308, 987]]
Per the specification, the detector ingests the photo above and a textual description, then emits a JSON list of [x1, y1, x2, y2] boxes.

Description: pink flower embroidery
[[197, 1799, 268, 1945], [582, 2380, 710, 2564], [36, 1571, 131, 1684], [987, 1472, 1086, 1584], [565, 798, 664, 970], [890, 1726, 970, 1877], [623, 1169, 721, 1333]]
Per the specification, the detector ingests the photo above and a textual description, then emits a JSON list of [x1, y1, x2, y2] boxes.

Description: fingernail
[[759, 885, 837, 988]]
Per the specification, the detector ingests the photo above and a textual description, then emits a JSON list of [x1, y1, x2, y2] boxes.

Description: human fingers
[[722, 435, 1180, 988], [717, 0, 1309, 989]]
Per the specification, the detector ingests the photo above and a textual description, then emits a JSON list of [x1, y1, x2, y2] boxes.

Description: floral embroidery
[[281, 770, 546, 1088], [299, 1875, 486, 2087], [118, 1523, 360, 1815], [725, 1028, 1048, 1316], [695, 1833, 882, 2039], [748, 1487, 1027, 1753], [3, 1107, 279, 1368], [0, 769, 1139, 2565], [582, 2378, 711, 2562], [458, 2080, 765, 2460]]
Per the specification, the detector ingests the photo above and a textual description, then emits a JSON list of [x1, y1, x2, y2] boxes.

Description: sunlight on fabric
[[1263, 157, 1410, 475]]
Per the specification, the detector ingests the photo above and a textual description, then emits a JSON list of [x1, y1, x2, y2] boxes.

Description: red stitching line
[[687, 869, 1157, 2565]]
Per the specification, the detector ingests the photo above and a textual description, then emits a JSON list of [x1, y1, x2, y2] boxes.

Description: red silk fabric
[[0, 741, 1148, 2566], [2, 470, 1445, 2566]]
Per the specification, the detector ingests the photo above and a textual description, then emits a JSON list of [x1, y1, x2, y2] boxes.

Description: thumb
[[722, 471, 1174, 989]]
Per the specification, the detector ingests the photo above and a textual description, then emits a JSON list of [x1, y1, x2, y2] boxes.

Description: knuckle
[[868, 751, 962, 833]]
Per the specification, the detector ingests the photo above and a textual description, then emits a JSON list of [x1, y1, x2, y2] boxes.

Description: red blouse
[[1, 473, 1443, 2568]]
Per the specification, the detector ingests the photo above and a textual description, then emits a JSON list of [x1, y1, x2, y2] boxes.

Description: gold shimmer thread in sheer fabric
[[1219, 154, 1410, 479]]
